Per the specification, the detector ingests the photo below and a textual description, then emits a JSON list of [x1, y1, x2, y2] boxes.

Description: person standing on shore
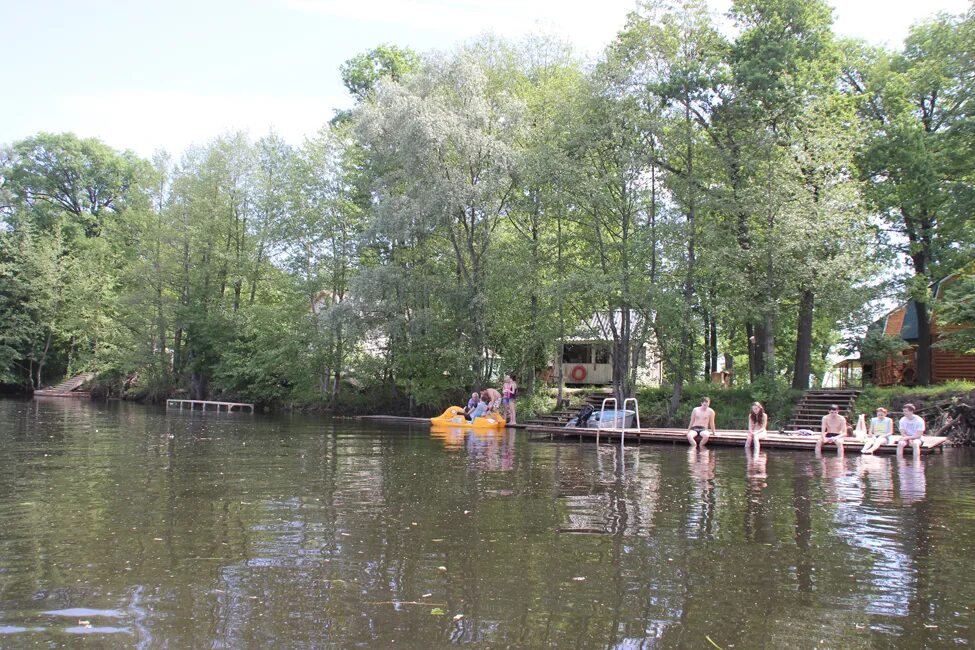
[[686, 397, 716, 447], [897, 403, 926, 457], [502, 374, 517, 425]]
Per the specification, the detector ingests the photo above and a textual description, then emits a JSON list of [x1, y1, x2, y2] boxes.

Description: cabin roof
[[869, 275, 954, 342]]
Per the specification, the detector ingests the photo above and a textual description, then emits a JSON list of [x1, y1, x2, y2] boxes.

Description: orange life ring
[[570, 365, 587, 381]]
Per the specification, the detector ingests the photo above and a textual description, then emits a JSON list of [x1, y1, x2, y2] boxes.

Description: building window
[[563, 344, 591, 364], [594, 344, 610, 364]]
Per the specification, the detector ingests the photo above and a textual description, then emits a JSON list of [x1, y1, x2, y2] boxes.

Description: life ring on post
[[570, 365, 587, 382]]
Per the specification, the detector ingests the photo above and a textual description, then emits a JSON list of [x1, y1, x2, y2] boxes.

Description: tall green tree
[[850, 9, 975, 384], [355, 44, 524, 398]]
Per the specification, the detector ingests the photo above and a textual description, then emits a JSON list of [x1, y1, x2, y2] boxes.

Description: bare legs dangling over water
[[745, 402, 768, 455], [686, 397, 716, 448], [896, 404, 925, 459], [816, 404, 847, 456]]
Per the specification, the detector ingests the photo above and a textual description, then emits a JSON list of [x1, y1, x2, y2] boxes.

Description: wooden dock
[[166, 399, 254, 413], [524, 423, 949, 454]]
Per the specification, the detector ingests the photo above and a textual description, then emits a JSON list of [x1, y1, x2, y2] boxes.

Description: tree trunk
[[703, 311, 712, 379], [746, 323, 757, 381], [669, 99, 696, 420], [709, 309, 718, 379], [233, 278, 242, 313], [751, 323, 768, 378], [34, 332, 52, 389], [792, 288, 814, 389], [915, 299, 932, 386]]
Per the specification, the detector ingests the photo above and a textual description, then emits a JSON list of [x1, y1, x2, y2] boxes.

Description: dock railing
[[166, 399, 254, 413], [596, 398, 617, 446], [623, 397, 641, 447]]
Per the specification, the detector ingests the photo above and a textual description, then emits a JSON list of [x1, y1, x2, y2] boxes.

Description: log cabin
[[863, 274, 975, 386]]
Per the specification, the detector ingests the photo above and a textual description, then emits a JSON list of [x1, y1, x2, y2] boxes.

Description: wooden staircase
[[785, 388, 861, 432], [34, 372, 96, 397], [525, 389, 615, 428]]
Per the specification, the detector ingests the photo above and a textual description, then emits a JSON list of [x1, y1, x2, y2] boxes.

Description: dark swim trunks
[[825, 432, 842, 439], [690, 426, 708, 440]]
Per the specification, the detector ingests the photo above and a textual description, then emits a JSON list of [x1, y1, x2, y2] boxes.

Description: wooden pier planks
[[355, 414, 947, 453], [524, 423, 949, 454]]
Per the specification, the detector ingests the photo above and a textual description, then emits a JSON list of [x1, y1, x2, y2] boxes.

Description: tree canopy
[[2, 2, 972, 408]]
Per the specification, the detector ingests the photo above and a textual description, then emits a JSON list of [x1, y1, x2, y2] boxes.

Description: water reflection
[[858, 455, 895, 504], [686, 448, 715, 541], [0, 399, 973, 649], [429, 428, 517, 472], [897, 456, 927, 504]]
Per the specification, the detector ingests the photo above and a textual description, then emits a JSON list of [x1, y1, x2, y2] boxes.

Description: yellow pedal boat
[[430, 406, 507, 429]]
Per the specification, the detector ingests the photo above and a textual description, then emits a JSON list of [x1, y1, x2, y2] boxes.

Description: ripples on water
[[1, 399, 974, 648]]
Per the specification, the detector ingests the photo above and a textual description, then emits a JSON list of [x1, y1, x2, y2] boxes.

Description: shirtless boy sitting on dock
[[816, 405, 848, 454], [686, 397, 716, 447]]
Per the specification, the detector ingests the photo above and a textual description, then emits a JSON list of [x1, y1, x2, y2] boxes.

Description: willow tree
[[355, 44, 524, 398]]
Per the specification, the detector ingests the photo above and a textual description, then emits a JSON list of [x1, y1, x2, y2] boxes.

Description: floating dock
[[166, 399, 254, 413], [355, 415, 948, 454], [524, 424, 949, 454]]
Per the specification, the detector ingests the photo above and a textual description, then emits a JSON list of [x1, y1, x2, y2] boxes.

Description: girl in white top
[[897, 403, 926, 457], [861, 407, 893, 454], [746, 402, 768, 454]]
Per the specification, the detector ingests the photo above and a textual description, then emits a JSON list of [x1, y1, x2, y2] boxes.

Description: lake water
[[1, 398, 973, 648]]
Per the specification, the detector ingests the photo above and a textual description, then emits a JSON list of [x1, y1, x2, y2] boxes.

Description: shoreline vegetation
[[2, 3, 974, 432], [77, 377, 975, 446]]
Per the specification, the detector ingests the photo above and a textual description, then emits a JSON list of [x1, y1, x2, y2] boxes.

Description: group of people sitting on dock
[[463, 375, 518, 424], [686, 398, 927, 457]]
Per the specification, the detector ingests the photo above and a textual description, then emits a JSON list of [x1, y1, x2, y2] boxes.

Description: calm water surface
[[1, 398, 974, 648]]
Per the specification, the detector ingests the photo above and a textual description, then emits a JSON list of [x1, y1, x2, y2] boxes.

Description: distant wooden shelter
[[831, 358, 863, 389], [555, 312, 663, 387], [863, 274, 975, 386]]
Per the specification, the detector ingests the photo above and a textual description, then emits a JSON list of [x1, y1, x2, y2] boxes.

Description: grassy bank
[[852, 381, 975, 418], [636, 385, 802, 430]]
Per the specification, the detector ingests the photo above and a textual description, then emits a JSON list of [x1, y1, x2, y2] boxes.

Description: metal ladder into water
[[596, 396, 641, 447]]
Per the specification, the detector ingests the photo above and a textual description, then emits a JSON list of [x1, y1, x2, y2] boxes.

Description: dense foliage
[[1, 1, 973, 410]]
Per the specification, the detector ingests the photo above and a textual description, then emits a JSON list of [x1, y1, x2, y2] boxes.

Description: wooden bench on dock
[[524, 423, 949, 454], [166, 399, 254, 413]]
